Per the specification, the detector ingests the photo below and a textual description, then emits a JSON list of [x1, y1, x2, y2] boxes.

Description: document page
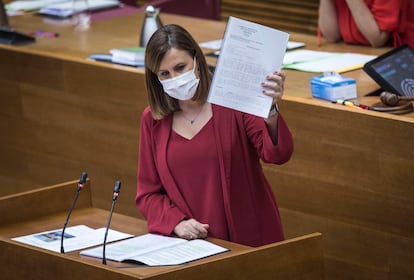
[[80, 233, 229, 266], [129, 239, 228, 266], [5, 0, 69, 11], [208, 16, 289, 118], [38, 0, 120, 18], [12, 225, 133, 253], [282, 49, 376, 73]]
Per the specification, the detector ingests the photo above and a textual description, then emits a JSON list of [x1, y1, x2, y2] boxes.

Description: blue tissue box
[[310, 74, 357, 101]]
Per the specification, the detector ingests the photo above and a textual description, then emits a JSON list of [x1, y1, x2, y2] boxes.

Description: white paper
[[208, 17, 289, 118], [282, 49, 376, 73], [80, 233, 228, 266], [38, 0, 120, 18], [199, 39, 223, 50], [6, 0, 69, 11], [282, 49, 335, 65], [200, 39, 303, 51], [287, 41, 305, 50], [131, 239, 227, 266], [12, 225, 133, 253]]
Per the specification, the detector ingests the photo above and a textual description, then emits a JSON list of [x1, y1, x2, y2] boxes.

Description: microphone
[[60, 171, 88, 253], [102, 180, 121, 265]]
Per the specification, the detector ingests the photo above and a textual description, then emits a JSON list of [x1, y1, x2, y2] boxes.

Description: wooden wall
[[221, 0, 319, 34], [1, 11, 414, 280], [2, 45, 413, 279], [0, 48, 146, 217], [136, 0, 320, 34], [270, 98, 414, 280]]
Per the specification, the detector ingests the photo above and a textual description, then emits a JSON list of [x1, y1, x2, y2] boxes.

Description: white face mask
[[159, 57, 200, 101]]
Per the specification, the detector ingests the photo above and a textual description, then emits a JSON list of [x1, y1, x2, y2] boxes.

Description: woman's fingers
[[262, 71, 285, 102], [175, 219, 209, 240]]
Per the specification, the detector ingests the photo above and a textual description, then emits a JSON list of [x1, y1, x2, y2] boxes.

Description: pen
[[332, 100, 366, 110], [354, 103, 370, 110], [30, 30, 59, 38]]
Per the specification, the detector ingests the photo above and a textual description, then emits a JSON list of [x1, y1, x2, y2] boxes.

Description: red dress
[[167, 119, 229, 240], [136, 104, 294, 247], [333, 0, 414, 48]]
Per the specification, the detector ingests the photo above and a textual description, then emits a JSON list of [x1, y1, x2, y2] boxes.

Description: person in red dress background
[[318, 0, 414, 48], [135, 24, 294, 247]]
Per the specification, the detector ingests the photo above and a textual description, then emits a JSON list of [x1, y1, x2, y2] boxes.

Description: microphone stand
[[102, 180, 121, 265], [60, 171, 88, 254]]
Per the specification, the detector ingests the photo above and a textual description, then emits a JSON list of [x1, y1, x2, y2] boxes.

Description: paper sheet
[[80, 233, 228, 266], [208, 17, 289, 118], [200, 39, 304, 51], [12, 225, 133, 253], [282, 49, 376, 73], [6, 0, 68, 11], [38, 0, 119, 18]]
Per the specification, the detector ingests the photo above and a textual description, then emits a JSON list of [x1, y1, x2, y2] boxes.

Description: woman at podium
[[135, 24, 293, 247]]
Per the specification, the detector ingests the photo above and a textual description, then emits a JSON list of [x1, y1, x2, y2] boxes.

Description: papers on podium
[[80, 233, 229, 266], [11, 225, 133, 253], [208, 17, 289, 118]]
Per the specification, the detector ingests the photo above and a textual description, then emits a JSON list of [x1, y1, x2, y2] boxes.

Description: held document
[[208, 16, 289, 118]]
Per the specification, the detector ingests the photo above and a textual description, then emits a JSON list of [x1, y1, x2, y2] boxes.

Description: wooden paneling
[[0, 180, 92, 227], [0, 48, 146, 217], [266, 99, 414, 280], [0, 181, 324, 280], [1, 12, 414, 280], [221, 0, 319, 34]]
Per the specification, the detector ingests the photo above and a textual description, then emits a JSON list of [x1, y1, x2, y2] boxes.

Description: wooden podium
[[0, 179, 324, 280]]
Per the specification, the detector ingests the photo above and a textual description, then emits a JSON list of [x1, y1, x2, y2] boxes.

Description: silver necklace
[[181, 104, 204, 125]]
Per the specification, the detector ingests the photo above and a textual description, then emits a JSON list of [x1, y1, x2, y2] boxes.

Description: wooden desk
[[0, 180, 324, 280], [1, 12, 413, 280]]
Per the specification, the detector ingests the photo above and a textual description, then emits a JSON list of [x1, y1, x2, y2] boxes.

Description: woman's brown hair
[[144, 24, 213, 120]]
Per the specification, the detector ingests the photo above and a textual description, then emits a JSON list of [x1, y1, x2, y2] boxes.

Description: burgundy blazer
[[136, 104, 294, 247]]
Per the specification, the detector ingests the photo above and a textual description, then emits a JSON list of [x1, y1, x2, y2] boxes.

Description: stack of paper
[[12, 225, 133, 253], [109, 47, 145, 66], [38, 0, 120, 18], [198, 39, 305, 51], [6, 0, 69, 12], [282, 49, 376, 73], [80, 233, 228, 266]]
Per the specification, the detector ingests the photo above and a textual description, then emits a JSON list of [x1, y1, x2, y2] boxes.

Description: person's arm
[[262, 71, 285, 145], [318, 0, 341, 43], [244, 112, 294, 165], [136, 109, 186, 235], [244, 71, 293, 164], [345, 0, 390, 47], [264, 104, 279, 145]]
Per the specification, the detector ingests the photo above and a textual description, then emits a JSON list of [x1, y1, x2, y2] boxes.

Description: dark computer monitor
[[363, 45, 414, 97]]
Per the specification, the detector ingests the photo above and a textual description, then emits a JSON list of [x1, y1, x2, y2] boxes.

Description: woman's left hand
[[261, 71, 285, 105]]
